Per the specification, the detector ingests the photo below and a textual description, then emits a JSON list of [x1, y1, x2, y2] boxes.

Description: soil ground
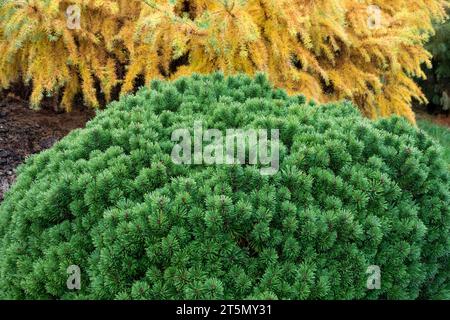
[[414, 107, 450, 127], [0, 94, 94, 200]]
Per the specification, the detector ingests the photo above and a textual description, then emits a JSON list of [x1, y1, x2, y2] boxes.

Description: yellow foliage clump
[[0, 0, 448, 122], [0, 0, 140, 110]]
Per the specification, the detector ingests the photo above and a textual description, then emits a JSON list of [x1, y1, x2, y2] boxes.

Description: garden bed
[[0, 95, 93, 200]]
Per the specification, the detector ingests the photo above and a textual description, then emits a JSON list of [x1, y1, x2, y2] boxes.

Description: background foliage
[[421, 11, 450, 112], [0, 73, 448, 299], [0, 0, 448, 121]]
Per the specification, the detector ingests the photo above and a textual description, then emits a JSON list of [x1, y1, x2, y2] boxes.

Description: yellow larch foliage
[[0, 0, 448, 122], [0, 0, 140, 110]]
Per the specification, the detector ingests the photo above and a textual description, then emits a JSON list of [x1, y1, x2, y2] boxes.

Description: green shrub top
[[0, 73, 449, 299]]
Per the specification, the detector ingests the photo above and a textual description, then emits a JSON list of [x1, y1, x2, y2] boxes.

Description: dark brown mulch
[[0, 94, 93, 201], [413, 104, 450, 128], [416, 111, 450, 127]]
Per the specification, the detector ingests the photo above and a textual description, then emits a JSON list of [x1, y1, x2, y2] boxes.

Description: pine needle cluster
[[0, 73, 448, 299]]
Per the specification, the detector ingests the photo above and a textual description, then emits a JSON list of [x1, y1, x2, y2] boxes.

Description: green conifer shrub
[[421, 15, 450, 112], [0, 73, 449, 300]]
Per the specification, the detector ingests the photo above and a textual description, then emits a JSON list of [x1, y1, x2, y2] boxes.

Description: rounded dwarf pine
[[0, 73, 449, 299]]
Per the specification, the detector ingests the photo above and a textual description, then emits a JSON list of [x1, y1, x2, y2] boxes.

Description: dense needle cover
[[0, 73, 448, 299]]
